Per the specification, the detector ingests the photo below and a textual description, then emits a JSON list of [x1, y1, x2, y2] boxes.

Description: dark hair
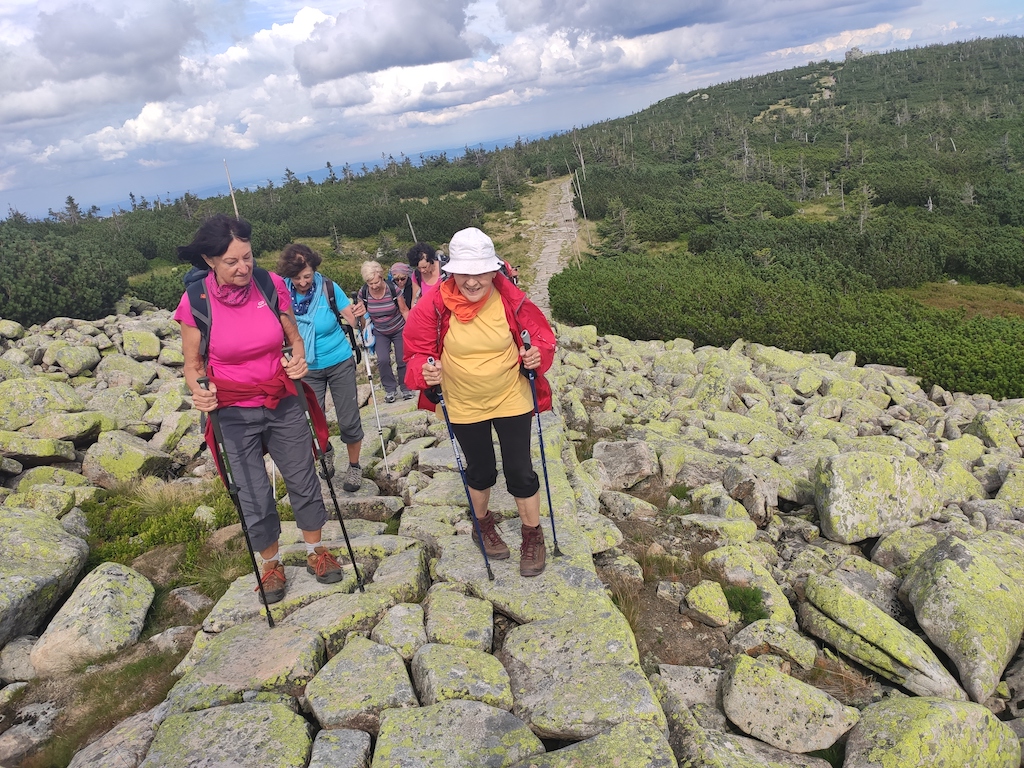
[[407, 242, 436, 268], [177, 214, 252, 269], [277, 243, 322, 278]]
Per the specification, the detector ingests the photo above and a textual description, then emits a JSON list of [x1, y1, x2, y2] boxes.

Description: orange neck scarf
[[441, 279, 493, 323]]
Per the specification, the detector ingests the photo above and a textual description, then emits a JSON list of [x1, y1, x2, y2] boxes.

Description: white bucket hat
[[442, 227, 502, 275]]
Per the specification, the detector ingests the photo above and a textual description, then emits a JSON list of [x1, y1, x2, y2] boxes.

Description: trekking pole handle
[[282, 346, 293, 360], [519, 330, 536, 380], [198, 376, 210, 390]]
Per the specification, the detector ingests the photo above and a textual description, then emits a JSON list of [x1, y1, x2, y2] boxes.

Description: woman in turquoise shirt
[[277, 243, 365, 493]]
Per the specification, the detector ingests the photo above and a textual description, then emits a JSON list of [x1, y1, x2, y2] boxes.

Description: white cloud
[[4, 0, 1024, 217], [770, 23, 913, 59], [293, 0, 475, 84]]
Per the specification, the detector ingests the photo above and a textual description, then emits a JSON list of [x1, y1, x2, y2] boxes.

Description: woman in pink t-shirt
[[407, 241, 443, 307], [175, 214, 344, 605]]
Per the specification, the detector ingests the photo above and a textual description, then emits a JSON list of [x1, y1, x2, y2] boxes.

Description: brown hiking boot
[[520, 524, 546, 577], [472, 510, 510, 560], [256, 561, 286, 604], [307, 545, 345, 584]]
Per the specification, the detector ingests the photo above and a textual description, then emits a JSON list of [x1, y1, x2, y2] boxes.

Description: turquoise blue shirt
[[285, 275, 353, 371]]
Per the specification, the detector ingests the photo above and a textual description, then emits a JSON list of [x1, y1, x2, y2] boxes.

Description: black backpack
[[320, 276, 362, 364]]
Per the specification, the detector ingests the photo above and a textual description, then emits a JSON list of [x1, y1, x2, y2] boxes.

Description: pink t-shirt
[[174, 272, 292, 408]]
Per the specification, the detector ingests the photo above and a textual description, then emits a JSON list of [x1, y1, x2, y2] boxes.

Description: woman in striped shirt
[[358, 261, 413, 402]]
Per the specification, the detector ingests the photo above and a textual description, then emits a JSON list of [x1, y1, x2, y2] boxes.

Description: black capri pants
[[450, 411, 540, 499]]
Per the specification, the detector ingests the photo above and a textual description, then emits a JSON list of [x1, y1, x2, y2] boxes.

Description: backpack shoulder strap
[[252, 267, 280, 316], [325, 278, 344, 324], [325, 277, 362, 364], [187, 278, 213, 361]]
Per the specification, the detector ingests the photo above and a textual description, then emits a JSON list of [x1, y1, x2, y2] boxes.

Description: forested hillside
[[545, 36, 1024, 397], [3, 37, 1024, 395]]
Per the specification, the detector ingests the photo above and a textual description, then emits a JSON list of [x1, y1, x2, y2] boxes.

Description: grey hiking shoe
[[342, 464, 362, 492], [520, 524, 546, 577], [385, 391, 397, 403], [471, 510, 510, 560], [402, 389, 415, 400]]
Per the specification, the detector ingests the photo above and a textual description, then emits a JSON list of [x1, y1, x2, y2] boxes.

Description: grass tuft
[[722, 585, 769, 624], [604, 572, 642, 633]]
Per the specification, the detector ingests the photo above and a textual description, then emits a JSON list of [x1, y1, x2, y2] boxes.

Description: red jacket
[[403, 274, 556, 413]]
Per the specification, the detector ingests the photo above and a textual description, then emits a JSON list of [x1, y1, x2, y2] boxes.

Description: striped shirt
[[359, 282, 405, 335]]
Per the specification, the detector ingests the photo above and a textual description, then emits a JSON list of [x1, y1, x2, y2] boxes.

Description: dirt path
[[526, 178, 578, 318]]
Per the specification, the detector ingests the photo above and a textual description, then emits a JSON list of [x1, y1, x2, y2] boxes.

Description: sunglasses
[[392, 275, 408, 282]]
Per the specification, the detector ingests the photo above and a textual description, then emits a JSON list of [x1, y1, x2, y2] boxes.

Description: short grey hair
[[360, 260, 384, 282]]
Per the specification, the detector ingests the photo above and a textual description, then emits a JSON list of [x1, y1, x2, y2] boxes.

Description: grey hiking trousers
[[217, 394, 328, 552]]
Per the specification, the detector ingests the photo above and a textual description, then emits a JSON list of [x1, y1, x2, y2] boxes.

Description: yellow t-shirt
[[441, 289, 533, 423]]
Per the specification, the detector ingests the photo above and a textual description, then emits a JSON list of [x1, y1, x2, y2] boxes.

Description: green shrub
[[722, 585, 769, 623]]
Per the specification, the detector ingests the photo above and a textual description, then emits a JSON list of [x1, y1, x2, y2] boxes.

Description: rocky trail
[[0, 182, 1023, 766]]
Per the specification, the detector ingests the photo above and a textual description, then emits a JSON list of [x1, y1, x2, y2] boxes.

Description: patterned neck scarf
[[210, 277, 252, 307], [291, 275, 318, 316]]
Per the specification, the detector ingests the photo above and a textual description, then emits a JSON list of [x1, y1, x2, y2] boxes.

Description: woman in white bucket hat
[[403, 227, 556, 576]]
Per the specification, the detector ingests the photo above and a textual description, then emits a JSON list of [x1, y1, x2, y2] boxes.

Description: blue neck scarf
[[288, 273, 323, 364]]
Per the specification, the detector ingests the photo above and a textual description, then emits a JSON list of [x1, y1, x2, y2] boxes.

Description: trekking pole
[[283, 349, 365, 592], [519, 331, 563, 557], [361, 342, 391, 477], [428, 356, 494, 581], [198, 377, 275, 627]]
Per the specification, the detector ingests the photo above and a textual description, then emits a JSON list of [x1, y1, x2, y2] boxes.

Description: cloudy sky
[[2, 0, 1022, 218]]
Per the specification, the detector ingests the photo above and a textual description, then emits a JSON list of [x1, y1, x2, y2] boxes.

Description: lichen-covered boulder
[[827, 556, 909, 624], [54, 346, 101, 377], [142, 389, 184, 425], [498, 602, 666, 740], [19, 411, 111, 445], [963, 411, 1022, 456], [366, 544, 430, 603], [139, 702, 313, 768], [702, 545, 796, 627], [721, 654, 858, 753], [686, 580, 734, 628], [81, 430, 172, 489], [870, 526, 941, 578], [308, 729, 371, 768], [66, 703, 167, 768], [653, 664, 726, 732], [814, 451, 940, 543], [592, 439, 659, 490], [165, 620, 324, 714], [660, 444, 733, 488], [30, 562, 154, 675], [0, 378, 86, 431], [411, 643, 513, 709], [86, 387, 150, 427], [656, 679, 832, 768], [899, 536, 1024, 703], [799, 573, 966, 700], [0, 431, 77, 464], [305, 636, 417, 734], [370, 602, 427, 661], [0, 507, 88, 648], [372, 700, 544, 768], [507, 720, 676, 768], [122, 330, 161, 361], [424, 587, 493, 652], [95, 353, 157, 391], [843, 696, 1020, 768], [728, 620, 818, 670], [205, 566, 360, 635]]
